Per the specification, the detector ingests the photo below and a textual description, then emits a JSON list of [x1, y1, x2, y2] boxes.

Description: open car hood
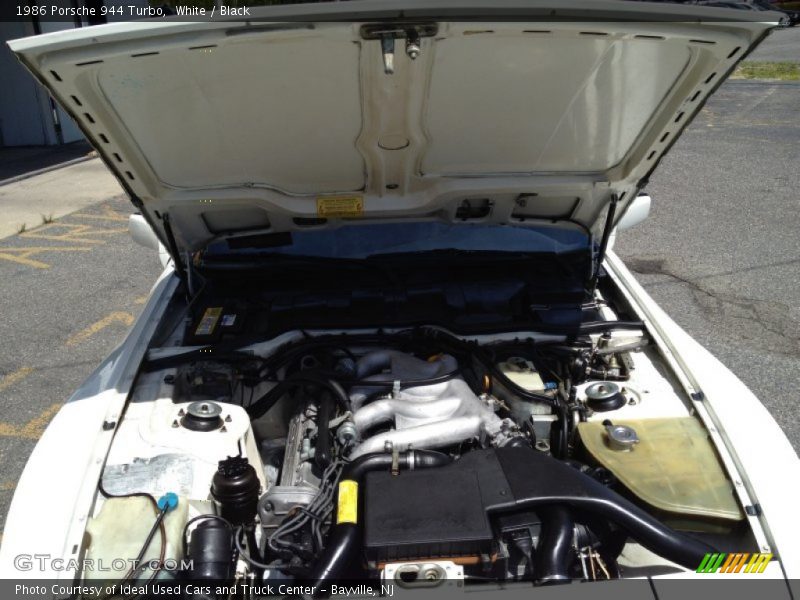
[[9, 0, 779, 252]]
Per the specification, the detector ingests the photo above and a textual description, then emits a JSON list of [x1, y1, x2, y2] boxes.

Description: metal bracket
[[745, 504, 762, 517], [381, 35, 395, 74], [360, 23, 438, 75]]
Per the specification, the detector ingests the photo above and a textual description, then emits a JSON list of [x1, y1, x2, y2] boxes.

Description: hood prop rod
[[162, 213, 189, 298], [588, 193, 619, 299]]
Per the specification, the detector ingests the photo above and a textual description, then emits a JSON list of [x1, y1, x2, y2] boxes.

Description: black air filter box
[[363, 469, 492, 563], [363, 451, 512, 564]]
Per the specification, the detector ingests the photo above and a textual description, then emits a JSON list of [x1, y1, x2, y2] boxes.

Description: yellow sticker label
[[336, 480, 358, 524], [317, 196, 364, 218], [195, 307, 223, 336]]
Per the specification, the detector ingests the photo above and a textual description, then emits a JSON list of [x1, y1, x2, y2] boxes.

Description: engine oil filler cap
[[585, 382, 626, 412], [181, 401, 224, 432]]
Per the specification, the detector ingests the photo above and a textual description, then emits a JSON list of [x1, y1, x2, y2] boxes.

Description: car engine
[[89, 324, 752, 592]]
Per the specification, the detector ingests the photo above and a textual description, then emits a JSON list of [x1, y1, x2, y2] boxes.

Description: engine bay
[[86, 286, 759, 593]]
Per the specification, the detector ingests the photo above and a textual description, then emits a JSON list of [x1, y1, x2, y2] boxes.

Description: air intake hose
[[493, 447, 716, 570], [310, 450, 452, 595], [535, 506, 575, 583]]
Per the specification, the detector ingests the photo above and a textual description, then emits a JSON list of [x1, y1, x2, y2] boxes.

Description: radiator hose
[[309, 450, 452, 595]]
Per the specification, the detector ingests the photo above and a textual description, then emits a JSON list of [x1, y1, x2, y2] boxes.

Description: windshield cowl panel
[[203, 222, 590, 261]]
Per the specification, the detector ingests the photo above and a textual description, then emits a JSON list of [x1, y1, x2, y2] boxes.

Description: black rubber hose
[[311, 523, 359, 592], [143, 349, 268, 372], [554, 492, 711, 570], [244, 524, 262, 579], [496, 448, 715, 570], [353, 351, 394, 379], [586, 370, 628, 382], [342, 448, 451, 481], [486, 361, 559, 407], [310, 450, 452, 595], [247, 374, 349, 419], [535, 506, 574, 584], [347, 370, 461, 390], [315, 392, 334, 471], [549, 403, 570, 459], [353, 350, 457, 380]]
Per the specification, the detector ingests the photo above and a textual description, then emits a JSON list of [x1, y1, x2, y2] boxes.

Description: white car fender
[[606, 250, 800, 579]]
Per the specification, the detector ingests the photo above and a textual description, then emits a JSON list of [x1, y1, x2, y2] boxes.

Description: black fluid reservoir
[[211, 456, 260, 526]]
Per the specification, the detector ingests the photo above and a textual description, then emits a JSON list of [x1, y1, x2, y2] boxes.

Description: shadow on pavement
[[0, 140, 93, 182]]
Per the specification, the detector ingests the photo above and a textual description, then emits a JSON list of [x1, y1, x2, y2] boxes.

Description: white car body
[[2, 0, 799, 593]]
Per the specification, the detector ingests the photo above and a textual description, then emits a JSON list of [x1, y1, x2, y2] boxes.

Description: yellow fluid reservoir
[[577, 417, 744, 521], [83, 495, 188, 580]]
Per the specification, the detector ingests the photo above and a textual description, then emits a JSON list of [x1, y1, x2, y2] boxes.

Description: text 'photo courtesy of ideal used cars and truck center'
[[0, 1, 799, 599]]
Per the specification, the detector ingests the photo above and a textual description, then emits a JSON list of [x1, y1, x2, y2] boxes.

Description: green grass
[[732, 61, 800, 81]]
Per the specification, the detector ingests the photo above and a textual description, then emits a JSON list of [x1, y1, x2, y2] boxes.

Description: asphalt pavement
[[0, 197, 163, 537], [0, 80, 798, 537], [615, 80, 800, 454], [749, 25, 800, 62]]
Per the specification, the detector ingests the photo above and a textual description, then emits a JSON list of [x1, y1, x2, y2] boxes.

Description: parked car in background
[[695, 0, 798, 24]]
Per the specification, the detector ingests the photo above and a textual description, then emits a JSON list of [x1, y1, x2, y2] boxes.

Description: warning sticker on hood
[[317, 195, 363, 218]]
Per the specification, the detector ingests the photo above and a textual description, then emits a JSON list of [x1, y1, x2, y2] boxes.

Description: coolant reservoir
[[577, 417, 744, 522], [498, 358, 546, 392], [496, 358, 552, 417], [495, 358, 554, 442], [83, 495, 188, 580]]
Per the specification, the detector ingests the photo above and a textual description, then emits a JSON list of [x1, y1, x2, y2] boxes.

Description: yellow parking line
[[0, 367, 34, 393], [0, 246, 92, 269], [66, 311, 134, 347], [0, 404, 62, 439], [72, 204, 129, 222], [20, 222, 126, 245]]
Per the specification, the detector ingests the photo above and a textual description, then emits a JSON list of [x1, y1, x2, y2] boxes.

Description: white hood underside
[[8, 1, 778, 250]]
